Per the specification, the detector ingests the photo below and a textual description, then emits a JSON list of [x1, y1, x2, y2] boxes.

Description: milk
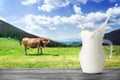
[[79, 6, 114, 73]]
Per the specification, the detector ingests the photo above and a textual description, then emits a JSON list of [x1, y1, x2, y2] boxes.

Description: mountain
[[0, 20, 38, 40], [59, 41, 81, 47], [56, 38, 81, 47], [104, 29, 120, 45], [0, 20, 71, 47], [57, 38, 81, 42], [69, 42, 82, 47]]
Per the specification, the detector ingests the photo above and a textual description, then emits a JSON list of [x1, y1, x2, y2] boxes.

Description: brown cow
[[22, 37, 50, 55]]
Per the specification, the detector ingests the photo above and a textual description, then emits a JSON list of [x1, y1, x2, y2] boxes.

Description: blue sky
[[0, 0, 120, 40]]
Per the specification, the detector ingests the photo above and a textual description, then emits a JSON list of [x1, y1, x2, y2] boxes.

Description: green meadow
[[0, 38, 120, 68]]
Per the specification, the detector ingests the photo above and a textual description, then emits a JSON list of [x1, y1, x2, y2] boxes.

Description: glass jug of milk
[[79, 10, 113, 73]]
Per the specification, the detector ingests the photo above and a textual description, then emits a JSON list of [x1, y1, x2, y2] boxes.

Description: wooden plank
[[0, 69, 120, 80]]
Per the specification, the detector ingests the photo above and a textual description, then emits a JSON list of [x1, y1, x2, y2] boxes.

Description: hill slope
[[104, 29, 120, 45], [0, 20, 70, 47], [0, 20, 39, 40]]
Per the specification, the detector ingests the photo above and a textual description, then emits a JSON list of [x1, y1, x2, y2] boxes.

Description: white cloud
[[38, 0, 70, 12], [85, 12, 106, 23], [21, 0, 119, 14], [0, 16, 6, 21], [78, 0, 87, 4], [38, 0, 119, 13], [92, 0, 104, 3], [106, 26, 112, 29], [92, 0, 118, 3], [21, 0, 89, 10], [49, 27, 56, 30], [52, 16, 61, 25], [22, 14, 60, 32], [112, 7, 120, 15], [21, 12, 102, 33], [85, 22, 95, 28], [38, 0, 89, 12], [73, 5, 83, 14], [22, 6, 120, 32], [75, 6, 120, 29], [69, 15, 84, 24], [22, 0, 114, 13], [60, 14, 84, 25], [9, 5, 120, 39], [21, 0, 39, 5], [38, 4, 54, 12], [70, 0, 87, 5], [107, 7, 120, 27]]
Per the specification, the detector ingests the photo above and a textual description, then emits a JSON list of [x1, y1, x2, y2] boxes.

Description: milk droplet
[[115, 3, 118, 7]]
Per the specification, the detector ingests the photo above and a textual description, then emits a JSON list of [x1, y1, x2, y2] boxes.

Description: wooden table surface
[[0, 68, 120, 80]]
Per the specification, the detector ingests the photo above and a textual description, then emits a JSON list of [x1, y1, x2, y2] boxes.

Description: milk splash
[[79, 4, 118, 73]]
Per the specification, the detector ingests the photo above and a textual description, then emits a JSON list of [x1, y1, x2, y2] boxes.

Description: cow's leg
[[24, 46, 27, 55], [38, 47, 39, 54], [40, 48, 42, 54]]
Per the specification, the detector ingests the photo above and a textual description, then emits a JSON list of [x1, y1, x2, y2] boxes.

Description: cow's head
[[43, 38, 50, 45]]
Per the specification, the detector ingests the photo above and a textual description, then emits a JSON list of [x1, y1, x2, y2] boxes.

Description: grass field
[[0, 38, 120, 68]]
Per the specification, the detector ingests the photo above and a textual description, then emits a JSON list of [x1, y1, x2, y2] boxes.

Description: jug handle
[[103, 39, 113, 59]]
